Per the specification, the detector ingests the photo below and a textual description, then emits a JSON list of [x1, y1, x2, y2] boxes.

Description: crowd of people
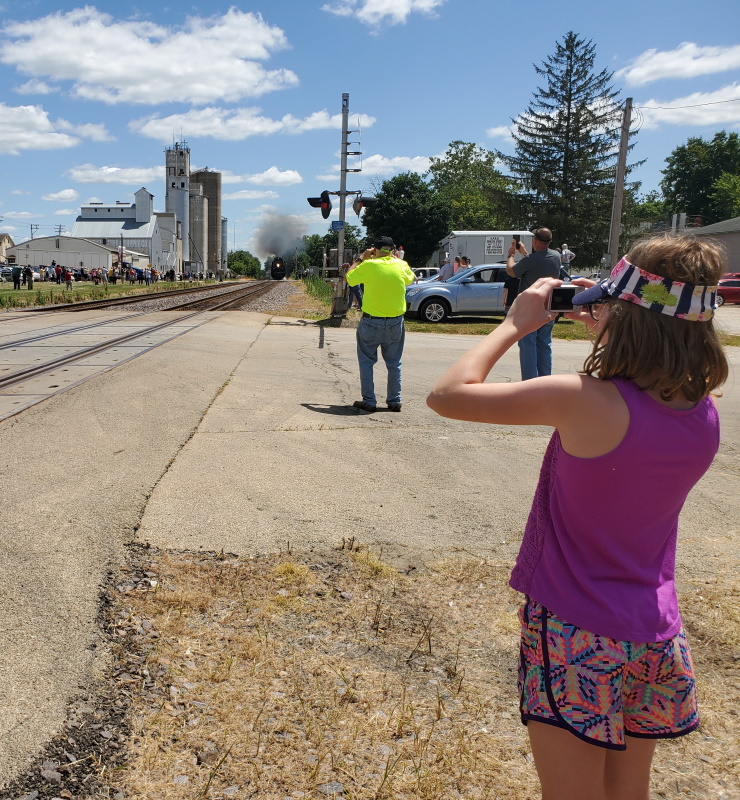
[[0, 261, 181, 290]]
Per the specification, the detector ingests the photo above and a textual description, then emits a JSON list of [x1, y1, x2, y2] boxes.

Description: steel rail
[[0, 310, 205, 392], [0, 283, 279, 392]]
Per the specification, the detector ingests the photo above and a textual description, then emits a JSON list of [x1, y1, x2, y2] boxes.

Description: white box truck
[[429, 230, 534, 268]]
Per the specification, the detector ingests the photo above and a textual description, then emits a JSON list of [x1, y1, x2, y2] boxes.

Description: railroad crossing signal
[[352, 195, 377, 216], [307, 190, 333, 219]]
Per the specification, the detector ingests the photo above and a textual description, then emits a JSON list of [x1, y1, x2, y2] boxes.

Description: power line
[[634, 97, 740, 111]]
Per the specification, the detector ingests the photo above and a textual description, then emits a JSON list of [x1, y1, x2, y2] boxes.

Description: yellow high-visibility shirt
[[346, 255, 414, 317]]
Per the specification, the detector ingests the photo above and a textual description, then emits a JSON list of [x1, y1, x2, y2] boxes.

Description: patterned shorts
[[518, 597, 699, 749]]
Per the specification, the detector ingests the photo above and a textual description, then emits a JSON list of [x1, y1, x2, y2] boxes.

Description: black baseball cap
[[373, 236, 395, 251]]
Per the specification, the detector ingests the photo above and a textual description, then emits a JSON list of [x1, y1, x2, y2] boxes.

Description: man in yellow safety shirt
[[346, 236, 415, 412]]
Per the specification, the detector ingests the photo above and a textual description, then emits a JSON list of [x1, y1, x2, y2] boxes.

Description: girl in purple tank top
[[427, 234, 729, 800]]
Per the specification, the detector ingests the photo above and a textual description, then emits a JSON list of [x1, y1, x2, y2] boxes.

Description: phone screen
[[548, 285, 578, 312]]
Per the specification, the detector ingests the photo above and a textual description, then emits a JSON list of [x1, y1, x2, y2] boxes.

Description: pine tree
[[500, 32, 624, 266]]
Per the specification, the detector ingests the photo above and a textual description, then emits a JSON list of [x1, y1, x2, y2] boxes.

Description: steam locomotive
[[270, 257, 286, 281]]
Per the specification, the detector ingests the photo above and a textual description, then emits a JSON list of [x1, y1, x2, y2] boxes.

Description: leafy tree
[[361, 172, 448, 267], [228, 249, 261, 278], [301, 234, 326, 268], [320, 223, 367, 253], [498, 31, 627, 266], [427, 141, 514, 230], [660, 131, 740, 223], [709, 172, 740, 220]]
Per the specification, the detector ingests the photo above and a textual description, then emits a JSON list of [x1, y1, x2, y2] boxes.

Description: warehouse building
[[6, 235, 116, 271]]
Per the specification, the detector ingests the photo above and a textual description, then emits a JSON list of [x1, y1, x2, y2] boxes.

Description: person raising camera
[[427, 233, 727, 800]]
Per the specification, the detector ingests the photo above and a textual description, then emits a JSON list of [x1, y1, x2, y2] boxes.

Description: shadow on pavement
[[301, 403, 396, 416]]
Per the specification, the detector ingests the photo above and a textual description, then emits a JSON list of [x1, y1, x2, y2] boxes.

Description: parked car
[[0, 266, 12, 280], [406, 264, 578, 322], [411, 267, 439, 281], [406, 264, 512, 322], [717, 273, 740, 306]]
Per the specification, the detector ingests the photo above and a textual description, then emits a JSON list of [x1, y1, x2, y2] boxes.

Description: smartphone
[[548, 285, 579, 312], [513, 235, 521, 245]]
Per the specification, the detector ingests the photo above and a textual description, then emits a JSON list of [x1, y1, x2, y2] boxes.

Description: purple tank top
[[510, 378, 719, 642]]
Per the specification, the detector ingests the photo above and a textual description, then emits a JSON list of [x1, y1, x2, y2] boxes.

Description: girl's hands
[[562, 278, 600, 331], [505, 277, 560, 336]]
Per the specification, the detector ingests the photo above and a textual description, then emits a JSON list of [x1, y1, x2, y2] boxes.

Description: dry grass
[[104, 545, 739, 800]]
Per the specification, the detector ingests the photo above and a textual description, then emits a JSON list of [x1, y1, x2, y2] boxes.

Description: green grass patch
[[404, 315, 594, 340]]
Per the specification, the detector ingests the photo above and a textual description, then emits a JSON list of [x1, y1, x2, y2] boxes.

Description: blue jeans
[[356, 315, 405, 406], [348, 284, 363, 308], [518, 320, 555, 380]]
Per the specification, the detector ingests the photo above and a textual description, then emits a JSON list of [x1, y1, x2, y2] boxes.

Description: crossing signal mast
[[306, 92, 377, 316]]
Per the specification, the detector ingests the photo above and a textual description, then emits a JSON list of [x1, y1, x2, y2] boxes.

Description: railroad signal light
[[352, 195, 377, 216], [307, 190, 333, 219], [320, 190, 332, 219]]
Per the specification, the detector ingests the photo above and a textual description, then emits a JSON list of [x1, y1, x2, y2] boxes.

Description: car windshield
[[446, 266, 478, 281]]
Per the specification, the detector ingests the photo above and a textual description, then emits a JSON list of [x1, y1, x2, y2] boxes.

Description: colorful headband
[[571, 257, 717, 322]]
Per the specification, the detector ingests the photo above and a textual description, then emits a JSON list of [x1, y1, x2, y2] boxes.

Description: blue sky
[[1, 0, 739, 256]]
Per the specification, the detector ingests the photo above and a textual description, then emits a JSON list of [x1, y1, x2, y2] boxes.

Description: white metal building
[[6, 235, 115, 271], [70, 187, 179, 272]]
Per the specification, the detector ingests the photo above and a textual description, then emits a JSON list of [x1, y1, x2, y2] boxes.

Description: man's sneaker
[[353, 400, 376, 412], [387, 403, 402, 412]]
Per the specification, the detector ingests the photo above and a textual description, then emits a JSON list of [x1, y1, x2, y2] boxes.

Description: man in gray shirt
[[506, 226, 561, 380], [437, 259, 454, 281]]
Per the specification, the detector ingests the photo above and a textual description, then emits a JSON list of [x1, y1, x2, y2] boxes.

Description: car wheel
[[419, 298, 450, 323], [716, 294, 725, 307]]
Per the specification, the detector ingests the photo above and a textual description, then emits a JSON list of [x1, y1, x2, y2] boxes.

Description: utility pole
[[605, 97, 632, 271], [30, 224, 39, 239]]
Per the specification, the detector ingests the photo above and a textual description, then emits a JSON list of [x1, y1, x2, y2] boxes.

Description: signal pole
[[330, 93, 352, 317], [606, 97, 632, 270]]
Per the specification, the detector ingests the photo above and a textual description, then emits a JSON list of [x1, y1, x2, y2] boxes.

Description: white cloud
[[54, 209, 78, 216], [0, 103, 79, 154], [322, 0, 445, 26], [42, 189, 79, 202], [2, 225, 18, 233], [11, 189, 30, 195], [14, 79, 56, 95], [86, 197, 103, 204], [0, 7, 297, 105], [57, 120, 115, 142], [617, 43, 740, 86], [65, 164, 164, 184], [3, 211, 40, 218], [486, 125, 515, 143], [245, 166, 302, 186], [637, 83, 740, 128], [222, 189, 280, 201], [130, 106, 376, 142], [364, 154, 431, 174]]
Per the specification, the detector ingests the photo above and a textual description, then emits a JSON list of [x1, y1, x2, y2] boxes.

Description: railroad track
[[0, 282, 279, 417]]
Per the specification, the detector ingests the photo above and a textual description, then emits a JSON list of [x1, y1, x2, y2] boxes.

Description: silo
[[221, 216, 229, 276], [189, 188, 208, 277], [165, 141, 190, 263], [190, 169, 221, 276]]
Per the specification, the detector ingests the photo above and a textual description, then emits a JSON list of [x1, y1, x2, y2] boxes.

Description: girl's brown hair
[[582, 234, 729, 402]]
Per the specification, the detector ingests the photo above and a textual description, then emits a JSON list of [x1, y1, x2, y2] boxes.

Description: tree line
[[230, 31, 740, 274]]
